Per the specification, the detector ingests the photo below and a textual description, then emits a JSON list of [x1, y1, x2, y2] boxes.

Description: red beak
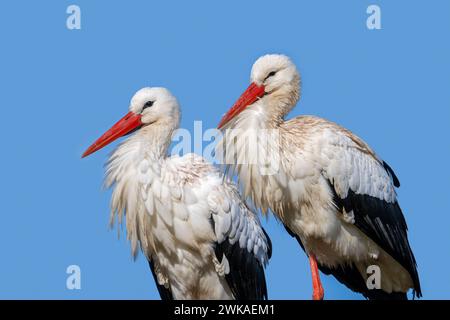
[[82, 111, 142, 158], [218, 82, 265, 129]]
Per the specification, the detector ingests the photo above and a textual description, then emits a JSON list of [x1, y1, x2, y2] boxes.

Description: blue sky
[[0, 0, 449, 299]]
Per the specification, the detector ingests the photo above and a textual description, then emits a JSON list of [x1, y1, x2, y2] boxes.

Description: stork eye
[[142, 100, 154, 110], [264, 71, 277, 82]]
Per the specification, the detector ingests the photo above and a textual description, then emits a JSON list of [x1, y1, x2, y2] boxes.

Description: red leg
[[309, 254, 324, 300]]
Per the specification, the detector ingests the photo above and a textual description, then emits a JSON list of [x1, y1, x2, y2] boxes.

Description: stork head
[[218, 54, 300, 128], [82, 87, 180, 158], [129, 87, 180, 127]]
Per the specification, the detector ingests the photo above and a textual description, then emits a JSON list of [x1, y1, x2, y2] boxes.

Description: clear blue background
[[0, 0, 448, 299]]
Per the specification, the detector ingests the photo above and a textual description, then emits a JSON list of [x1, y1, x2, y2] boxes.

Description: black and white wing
[[208, 184, 272, 300], [320, 126, 421, 298]]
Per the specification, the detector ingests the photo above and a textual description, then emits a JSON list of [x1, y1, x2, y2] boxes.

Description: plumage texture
[[219, 113, 421, 298], [103, 88, 271, 300], [216, 54, 421, 299]]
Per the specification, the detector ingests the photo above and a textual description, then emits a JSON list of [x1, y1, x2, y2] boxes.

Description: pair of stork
[[82, 54, 421, 300]]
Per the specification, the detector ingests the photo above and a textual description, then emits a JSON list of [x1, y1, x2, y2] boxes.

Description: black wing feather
[[148, 259, 173, 300], [285, 223, 411, 300], [319, 263, 407, 300], [328, 178, 422, 298], [214, 231, 270, 300], [262, 228, 273, 259], [382, 161, 400, 187]]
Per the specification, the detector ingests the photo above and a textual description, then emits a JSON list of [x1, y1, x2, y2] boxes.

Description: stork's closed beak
[[82, 111, 142, 158], [217, 82, 265, 129]]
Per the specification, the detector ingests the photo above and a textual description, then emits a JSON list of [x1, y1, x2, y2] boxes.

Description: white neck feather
[[104, 121, 176, 257], [217, 82, 299, 217]]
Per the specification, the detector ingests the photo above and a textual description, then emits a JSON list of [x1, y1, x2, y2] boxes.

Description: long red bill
[[218, 82, 265, 129], [82, 111, 142, 158]]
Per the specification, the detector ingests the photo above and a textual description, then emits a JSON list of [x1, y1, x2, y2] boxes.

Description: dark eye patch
[[264, 71, 277, 82], [142, 100, 154, 111]]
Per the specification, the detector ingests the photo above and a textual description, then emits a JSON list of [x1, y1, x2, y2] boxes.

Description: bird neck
[[265, 81, 300, 124], [234, 81, 300, 130], [137, 120, 176, 162]]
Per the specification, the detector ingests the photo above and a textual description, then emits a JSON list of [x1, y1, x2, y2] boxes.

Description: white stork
[[216, 54, 421, 300], [82, 87, 271, 300]]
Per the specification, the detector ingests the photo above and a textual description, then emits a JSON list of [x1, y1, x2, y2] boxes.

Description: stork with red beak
[[217, 54, 421, 300], [83, 87, 271, 300]]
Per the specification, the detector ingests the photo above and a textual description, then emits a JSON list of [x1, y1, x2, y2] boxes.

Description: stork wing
[[320, 127, 421, 297], [208, 185, 272, 300]]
